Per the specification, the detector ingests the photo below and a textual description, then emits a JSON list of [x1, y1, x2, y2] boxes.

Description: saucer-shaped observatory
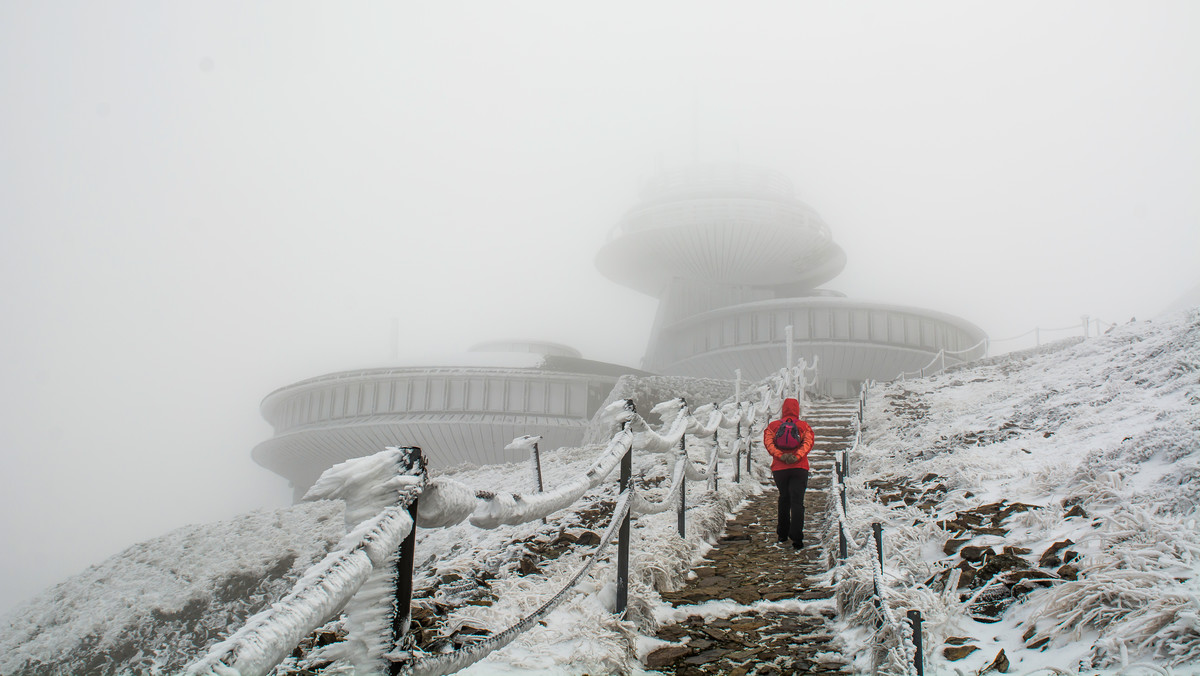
[[596, 163, 987, 396], [253, 341, 642, 500]]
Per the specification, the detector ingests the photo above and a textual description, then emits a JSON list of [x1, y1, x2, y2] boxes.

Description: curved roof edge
[[664, 296, 989, 342], [260, 356, 649, 409]]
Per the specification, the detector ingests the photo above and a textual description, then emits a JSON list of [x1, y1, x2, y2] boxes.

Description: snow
[[837, 307, 1200, 674], [5, 307, 1198, 675], [0, 502, 345, 676], [190, 449, 425, 676]]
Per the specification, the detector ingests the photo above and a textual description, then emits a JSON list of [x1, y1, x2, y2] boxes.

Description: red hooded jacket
[[763, 397, 814, 471]]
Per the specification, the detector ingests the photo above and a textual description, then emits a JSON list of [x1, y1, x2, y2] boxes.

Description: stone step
[[649, 435, 854, 675]]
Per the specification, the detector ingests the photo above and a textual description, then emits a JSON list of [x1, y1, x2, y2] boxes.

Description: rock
[[997, 503, 1040, 522], [982, 649, 1010, 673], [728, 588, 761, 604], [976, 553, 1029, 581], [657, 626, 688, 641], [645, 645, 693, 667], [944, 636, 974, 646], [683, 648, 729, 664], [1027, 636, 1050, 650], [973, 527, 1009, 536], [1039, 539, 1075, 567], [1064, 504, 1088, 518], [1002, 545, 1031, 557], [574, 530, 601, 546], [518, 557, 539, 576], [944, 537, 970, 555], [943, 644, 979, 660], [960, 545, 994, 562], [1057, 564, 1079, 581]]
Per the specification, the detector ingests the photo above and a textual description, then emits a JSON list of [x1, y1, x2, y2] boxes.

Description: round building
[[253, 341, 643, 500], [595, 163, 987, 396]]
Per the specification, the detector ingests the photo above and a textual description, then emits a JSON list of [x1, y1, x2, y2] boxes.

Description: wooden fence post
[[616, 409, 633, 615], [390, 446, 424, 676], [677, 437, 687, 537], [533, 441, 547, 525], [907, 610, 924, 676]]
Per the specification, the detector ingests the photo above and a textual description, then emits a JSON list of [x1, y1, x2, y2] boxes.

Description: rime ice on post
[[186, 448, 425, 676], [305, 447, 425, 675]]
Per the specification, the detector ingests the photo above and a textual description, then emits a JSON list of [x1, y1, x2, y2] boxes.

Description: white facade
[[253, 347, 636, 500]]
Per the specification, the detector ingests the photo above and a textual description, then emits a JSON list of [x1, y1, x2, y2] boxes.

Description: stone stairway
[[646, 400, 859, 675]]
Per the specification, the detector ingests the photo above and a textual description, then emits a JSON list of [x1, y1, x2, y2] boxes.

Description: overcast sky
[[2, 2, 1197, 615]]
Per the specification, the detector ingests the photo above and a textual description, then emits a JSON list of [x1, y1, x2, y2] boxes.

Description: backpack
[[774, 419, 803, 451]]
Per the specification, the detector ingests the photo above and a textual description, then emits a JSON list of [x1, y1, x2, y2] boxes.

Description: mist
[[1, 2, 1197, 615]]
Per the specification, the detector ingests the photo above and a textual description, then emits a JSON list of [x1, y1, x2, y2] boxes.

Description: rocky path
[[646, 400, 859, 675]]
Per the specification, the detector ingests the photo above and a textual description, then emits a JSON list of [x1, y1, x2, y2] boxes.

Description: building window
[[813, 310, 831, 340], [871, 311, 889, 343], [852, 310, 870, 341], [409, 380, 426, 412], [833, 309, 850, 340], [528, 382, 546, 413], [549, 382, 567, 415], [487, 379, 506, 411], [507, 380, 526, 411]]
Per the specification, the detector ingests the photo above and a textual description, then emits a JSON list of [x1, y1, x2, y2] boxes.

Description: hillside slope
[[843, 307, 1200, 672], [0, 502, 344, 675]]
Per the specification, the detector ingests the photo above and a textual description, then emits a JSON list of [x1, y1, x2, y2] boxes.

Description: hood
[[781, 397, 800, 419]]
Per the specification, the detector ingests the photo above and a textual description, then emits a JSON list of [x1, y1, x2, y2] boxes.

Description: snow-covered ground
[[2, 309, 1196, 675], [839, 307, 1200, 674]]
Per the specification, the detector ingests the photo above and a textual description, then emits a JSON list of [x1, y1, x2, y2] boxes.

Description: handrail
[[829, 380, 922, 675], [397, 487, 635, 676], [188, 368, 788, 676]]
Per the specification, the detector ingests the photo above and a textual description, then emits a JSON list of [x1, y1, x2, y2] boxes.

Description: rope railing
[[890, 314, 1119, 383], [188, 372, 782, 676], [829, 380, 924, 675], [395, 487, 635, 676], [986, 315, 1118, 356]]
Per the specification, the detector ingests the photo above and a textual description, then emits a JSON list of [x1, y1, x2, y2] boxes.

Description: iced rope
[[830, 383, 920, 675], [187, 480, 423, 676], [394, 488, 635, 676]]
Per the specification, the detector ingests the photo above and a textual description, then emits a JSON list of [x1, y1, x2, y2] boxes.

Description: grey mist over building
[[253, 162, 988, 497]]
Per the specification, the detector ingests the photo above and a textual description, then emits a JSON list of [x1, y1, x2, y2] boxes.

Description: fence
[[187, 380, 792, 676], [828, 380, 925, 675], [892, 315, 1118, 382]]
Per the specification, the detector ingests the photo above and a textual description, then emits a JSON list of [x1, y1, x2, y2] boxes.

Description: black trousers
[[772, 467, 809, 545]]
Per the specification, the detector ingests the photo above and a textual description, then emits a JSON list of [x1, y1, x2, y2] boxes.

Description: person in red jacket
[[763, 397, 815, 549]]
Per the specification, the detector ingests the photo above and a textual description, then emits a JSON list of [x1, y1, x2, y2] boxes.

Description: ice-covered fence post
[[734, 371, 743, 483], [709, 403, 720, 492], [734, 416, 742, 484], [677, 435, 687, 537], [1081, 314, 1090, 339], [187, 448, 425, 676], [836, 459, 847, 561], [616, 401, 635, 616], [533, 441, 547, 525], [785, 324, 794, 397], [907, 610, 924, 676], [390, 447, 424, 675], [872, 523, 883, 597]]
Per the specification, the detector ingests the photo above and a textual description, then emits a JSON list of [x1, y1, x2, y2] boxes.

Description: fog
[[1, 2, 1197, 615]]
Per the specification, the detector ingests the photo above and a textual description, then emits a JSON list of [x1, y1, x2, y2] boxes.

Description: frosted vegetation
[[837, 308, 1200, 673], [0, 309, 1196, 675]]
